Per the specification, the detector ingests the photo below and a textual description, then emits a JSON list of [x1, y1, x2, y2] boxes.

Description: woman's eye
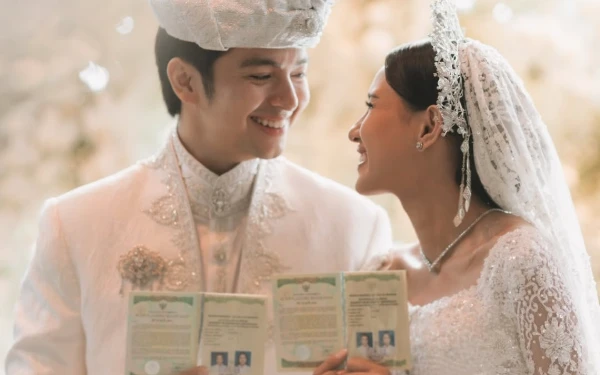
[[365, 101, 374, 109]]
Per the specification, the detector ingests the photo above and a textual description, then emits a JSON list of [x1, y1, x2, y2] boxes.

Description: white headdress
[[430, 0, 600, 370], [149, 0, 334, 51]]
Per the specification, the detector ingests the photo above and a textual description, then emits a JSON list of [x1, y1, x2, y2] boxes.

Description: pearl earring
[[416, 142, 424, 151]]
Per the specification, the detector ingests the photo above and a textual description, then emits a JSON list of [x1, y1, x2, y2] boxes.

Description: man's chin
[[254, 146, 285, 160]]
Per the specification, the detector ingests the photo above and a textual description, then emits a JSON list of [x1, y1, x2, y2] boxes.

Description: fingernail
[[335, 349, 348, 359]]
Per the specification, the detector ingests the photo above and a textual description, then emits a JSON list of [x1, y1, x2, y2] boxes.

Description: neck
[[177, 113, 247, 175], [395, 180, 491, 265]]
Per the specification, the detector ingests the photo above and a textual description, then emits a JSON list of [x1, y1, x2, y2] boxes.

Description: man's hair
[[154, 27, 226, 116]]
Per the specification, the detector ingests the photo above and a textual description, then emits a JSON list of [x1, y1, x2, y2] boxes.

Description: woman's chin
[[355, 176, 378, 196]]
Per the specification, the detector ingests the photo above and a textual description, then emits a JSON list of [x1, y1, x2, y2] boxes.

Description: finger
[[313, 349, 348, 375], [176, 366, 208, 375], [345, 357, 389, 374]]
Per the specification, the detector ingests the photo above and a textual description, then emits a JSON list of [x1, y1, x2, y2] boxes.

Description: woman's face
[[348, 66, 424, 195], [383, 333, 391, 345]]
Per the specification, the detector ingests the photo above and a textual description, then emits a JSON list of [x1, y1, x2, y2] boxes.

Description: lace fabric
[[401, 227, 589, 375], [460, 39, 600, 372]]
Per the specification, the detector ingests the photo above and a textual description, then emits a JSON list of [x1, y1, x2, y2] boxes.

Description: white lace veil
[[431, 0, 600, 369]]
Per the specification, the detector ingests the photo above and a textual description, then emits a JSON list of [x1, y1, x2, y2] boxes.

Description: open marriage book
[[125, 271, 410, 375]]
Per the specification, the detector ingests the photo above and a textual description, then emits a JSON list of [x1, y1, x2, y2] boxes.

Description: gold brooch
[[118, 246, 167, 293]]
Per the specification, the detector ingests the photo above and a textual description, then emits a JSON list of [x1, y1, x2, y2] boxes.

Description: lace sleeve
[[502, 232, 586, 375]]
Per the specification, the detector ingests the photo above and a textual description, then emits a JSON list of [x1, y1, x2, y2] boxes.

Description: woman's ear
[[416, 105, 444, 151], [166, 57, 201, 105]]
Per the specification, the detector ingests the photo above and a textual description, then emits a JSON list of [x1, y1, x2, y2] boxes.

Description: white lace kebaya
[[406, 226, 590, 375]]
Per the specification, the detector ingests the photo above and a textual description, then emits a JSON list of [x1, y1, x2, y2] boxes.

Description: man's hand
[[177, 365, 208, 375], [313, 351, 391, 375]]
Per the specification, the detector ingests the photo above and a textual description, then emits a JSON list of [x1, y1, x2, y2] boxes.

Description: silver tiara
[[429, 0, 471, 226], [430, 0, 467, 136]]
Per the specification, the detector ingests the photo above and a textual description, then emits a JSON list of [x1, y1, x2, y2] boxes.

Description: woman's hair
[[384, 40, 499, 208]]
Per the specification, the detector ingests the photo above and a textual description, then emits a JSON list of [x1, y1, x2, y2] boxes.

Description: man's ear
[[416, 105, 444, 151], [166, 57, 202, 105]]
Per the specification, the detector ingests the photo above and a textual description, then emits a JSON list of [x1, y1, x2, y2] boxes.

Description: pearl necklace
[[419, 208, 509, 273]]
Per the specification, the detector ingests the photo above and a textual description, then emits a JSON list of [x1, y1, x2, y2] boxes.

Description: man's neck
[[176, 123, 245, 176]]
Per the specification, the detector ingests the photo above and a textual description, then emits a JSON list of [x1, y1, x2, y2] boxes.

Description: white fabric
[[404, 226, 593, 374], [5, 133, 392, 375], [149, 0, 334, 51], [209, 364, 227, 374], [461, 39, 600, 373], [173, 134, 258, 293], [377, 345, 394, 358]]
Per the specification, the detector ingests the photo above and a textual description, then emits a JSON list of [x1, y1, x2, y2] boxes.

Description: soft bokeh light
[[493, 2, 514, 23], [78, 61, 110, 92], [116, 16, 135, 35], [456, 0, 477, 12]]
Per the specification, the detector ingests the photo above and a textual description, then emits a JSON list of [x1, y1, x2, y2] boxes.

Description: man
[[210, 354, 228, 375], [357, 334, 374, 359], [5, 0, 392, 374], [378, 332, 395, 358], [235, 353, 250, 374]]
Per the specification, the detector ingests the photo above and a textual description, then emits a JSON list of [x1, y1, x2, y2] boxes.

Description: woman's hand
[[313, 350, 390, 375], [177, 366, 208, 375], [313, 349, 348, 375], [342, 357, 391, 375]]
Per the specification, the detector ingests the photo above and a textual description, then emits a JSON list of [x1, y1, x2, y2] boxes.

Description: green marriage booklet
[[125, 291, 267, 375], [272, 271, 411, 372]]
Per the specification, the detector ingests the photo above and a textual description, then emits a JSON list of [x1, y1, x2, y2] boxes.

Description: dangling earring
[[416, 142, 424, 151]]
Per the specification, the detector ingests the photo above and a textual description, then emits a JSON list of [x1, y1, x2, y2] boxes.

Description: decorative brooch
[[118, 246, 167, 293]]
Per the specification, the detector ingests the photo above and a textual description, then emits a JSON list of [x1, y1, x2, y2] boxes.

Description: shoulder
[[365, 243, 417, 271], [488, 224, 557, 270], [482, 224, 567, 303], [51, 162, 150, 218]]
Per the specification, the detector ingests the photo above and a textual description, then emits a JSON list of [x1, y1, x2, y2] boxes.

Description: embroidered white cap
[[149, 0, 335, 51]]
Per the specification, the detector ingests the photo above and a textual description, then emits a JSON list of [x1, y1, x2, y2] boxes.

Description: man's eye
[[292, 72, 306, 78], [250, 75, 271, 80]]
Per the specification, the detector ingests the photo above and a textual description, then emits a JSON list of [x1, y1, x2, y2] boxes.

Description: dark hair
[[154, 28, 226, 116], [384, 40, 499, 208]]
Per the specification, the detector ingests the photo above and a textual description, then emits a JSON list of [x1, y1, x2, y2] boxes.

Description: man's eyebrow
[[368, 93, 380, 99], [239, 57, 309, 68]]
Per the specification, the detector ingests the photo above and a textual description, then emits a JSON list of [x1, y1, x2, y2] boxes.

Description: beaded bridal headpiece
[[429, 0, 470, 226]]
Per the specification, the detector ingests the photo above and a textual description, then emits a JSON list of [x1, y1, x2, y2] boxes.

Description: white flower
[[539, 317, 573, 365]]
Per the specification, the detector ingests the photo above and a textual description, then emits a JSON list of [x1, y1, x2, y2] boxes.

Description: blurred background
[[1, 0, 599, 369]]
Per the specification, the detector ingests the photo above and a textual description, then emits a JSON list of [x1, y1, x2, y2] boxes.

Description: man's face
[[187, 48, 309, 165], [216, 355, 223, 365], [239, 354, 247, 365], [361, 335, 369, 346]]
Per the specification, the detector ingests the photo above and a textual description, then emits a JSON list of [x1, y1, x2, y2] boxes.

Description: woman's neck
[[396, 181, 492, 266]]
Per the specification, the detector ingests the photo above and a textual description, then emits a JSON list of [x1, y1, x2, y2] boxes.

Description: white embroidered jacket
[[6, 141, 392, 375]]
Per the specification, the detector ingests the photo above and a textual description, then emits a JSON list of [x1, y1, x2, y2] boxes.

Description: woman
[[314, 1, 600, 374]]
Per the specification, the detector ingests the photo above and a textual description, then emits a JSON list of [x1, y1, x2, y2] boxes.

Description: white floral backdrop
[[1, 0, 599, 370]]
